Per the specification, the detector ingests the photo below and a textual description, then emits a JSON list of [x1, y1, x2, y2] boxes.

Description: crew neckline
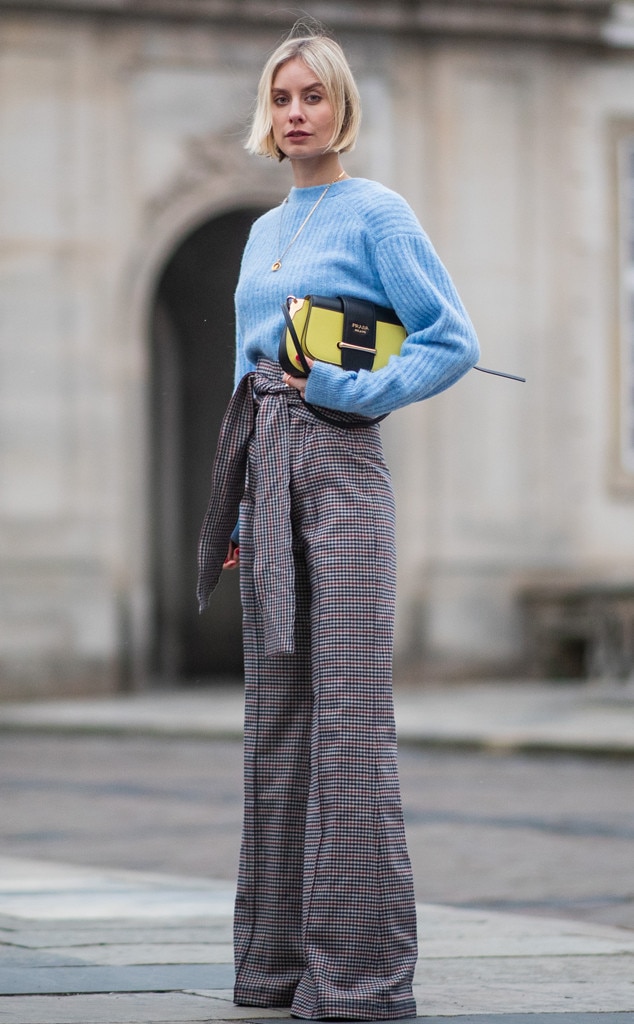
[[287, 177, 359, 202]]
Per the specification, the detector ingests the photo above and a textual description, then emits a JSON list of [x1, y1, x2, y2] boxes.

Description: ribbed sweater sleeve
[[306, 230, 478, 417], [233, 235, 258, 386]]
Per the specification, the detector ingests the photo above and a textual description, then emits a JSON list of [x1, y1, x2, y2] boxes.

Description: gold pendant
[[271, 260, 281, 272]]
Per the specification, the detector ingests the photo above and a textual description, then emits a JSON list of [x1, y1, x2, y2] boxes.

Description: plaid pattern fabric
[[233, 361, 418, 1021], [197, 373, 255, 614], [197, 367, 297, 654]]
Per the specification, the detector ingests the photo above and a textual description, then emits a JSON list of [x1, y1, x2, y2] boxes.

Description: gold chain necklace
[[271, 170, 346, 272]]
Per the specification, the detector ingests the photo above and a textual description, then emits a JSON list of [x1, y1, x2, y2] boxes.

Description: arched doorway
[[150, 207, 264, 682]]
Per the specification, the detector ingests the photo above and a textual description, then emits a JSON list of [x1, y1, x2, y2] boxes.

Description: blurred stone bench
[[520, 582, 634, 680]]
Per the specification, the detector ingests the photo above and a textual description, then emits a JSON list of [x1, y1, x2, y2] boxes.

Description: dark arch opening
[[150, 206, 264, 683]]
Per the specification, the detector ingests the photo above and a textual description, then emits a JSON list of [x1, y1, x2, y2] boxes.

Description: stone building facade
[[1, 0, 634, 696]]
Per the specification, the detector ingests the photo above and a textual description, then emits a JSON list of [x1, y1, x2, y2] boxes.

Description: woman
[[198, 28, 479, 1022]]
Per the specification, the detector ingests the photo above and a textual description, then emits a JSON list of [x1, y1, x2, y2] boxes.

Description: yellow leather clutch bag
[[279, 294, 407, 378]]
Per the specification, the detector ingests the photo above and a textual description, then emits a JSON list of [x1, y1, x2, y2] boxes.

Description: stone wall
[[1, 3, 634, 695], [0, 1, 618, 44]]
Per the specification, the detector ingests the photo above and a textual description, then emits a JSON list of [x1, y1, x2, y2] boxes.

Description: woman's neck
[[290, 154, 346, 188]]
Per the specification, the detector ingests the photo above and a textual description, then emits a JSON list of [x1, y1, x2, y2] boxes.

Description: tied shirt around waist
[[197, 360, 301, 657]]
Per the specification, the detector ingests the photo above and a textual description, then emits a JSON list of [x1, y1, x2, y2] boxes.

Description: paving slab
[[0, 686, 246, 740], [0, 991, 253, 1023], [414, 955, 634, 1014], [394, 682, 634, 755], [0, 948, 87, 967], [414, 904, 634, 957], [4, 924, 232, 948], [0, 963, 235, 995], [38, 941, 234, 965], [0, 856, 234, 920]]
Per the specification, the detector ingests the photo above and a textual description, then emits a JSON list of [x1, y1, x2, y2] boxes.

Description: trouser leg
[[233, 493, 312, 1007], [289, 417, 417, 1021]]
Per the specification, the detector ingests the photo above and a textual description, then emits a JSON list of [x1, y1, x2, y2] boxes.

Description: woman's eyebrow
[[272, 81, 324, 93]]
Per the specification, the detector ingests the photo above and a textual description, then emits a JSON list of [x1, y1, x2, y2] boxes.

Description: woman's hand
[[223, 541, 240, 570], [282, 360, 313, 395]]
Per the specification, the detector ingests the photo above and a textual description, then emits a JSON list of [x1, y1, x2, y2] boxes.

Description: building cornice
[[0, 0, 627, 48]]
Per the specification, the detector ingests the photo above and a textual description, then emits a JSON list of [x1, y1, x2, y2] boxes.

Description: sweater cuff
[[304, 360, 346, 411]]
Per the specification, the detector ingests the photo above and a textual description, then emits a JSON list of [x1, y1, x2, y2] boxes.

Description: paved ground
[[3, 733, 634, 929], [1, 680, 634, 1023], [1, 680, 634, 755], [2, 855, 634, 1023]]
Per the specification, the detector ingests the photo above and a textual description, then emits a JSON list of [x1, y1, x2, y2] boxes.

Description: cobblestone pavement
[[2, 732, 633, 931]]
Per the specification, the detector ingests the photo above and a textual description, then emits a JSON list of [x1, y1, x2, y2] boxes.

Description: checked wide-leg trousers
[[232, 395, 418, 1021]]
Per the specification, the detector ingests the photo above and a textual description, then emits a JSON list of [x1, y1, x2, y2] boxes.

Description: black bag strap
[[339, 296, 377, 372], [281, 300, 312, 377], [280, 301, 387, 430]]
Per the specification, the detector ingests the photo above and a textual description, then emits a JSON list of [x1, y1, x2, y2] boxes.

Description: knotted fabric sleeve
[[197, 373, 255, 613], [250, 383, 295, 657], [197, 362, 297, 657]]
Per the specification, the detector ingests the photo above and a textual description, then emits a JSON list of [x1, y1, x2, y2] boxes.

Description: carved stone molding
[[147, 129, 282, 220], [0, 0, 623, 47]]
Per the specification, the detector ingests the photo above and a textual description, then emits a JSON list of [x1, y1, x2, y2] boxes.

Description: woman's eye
[[305, 93, 322, 103], [273, 95, 288, 106]]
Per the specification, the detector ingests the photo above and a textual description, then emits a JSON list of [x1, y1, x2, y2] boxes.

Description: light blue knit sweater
[[234, 177, 479, 417]]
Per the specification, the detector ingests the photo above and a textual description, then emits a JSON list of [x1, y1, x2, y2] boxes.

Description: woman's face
[[270, 57, 336, 162]]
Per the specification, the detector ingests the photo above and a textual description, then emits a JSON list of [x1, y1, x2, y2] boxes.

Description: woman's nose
[[288, 97, 305, 121]]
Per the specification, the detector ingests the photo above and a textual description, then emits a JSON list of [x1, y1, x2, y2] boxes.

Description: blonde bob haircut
[[246, 34, 361, 161]]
